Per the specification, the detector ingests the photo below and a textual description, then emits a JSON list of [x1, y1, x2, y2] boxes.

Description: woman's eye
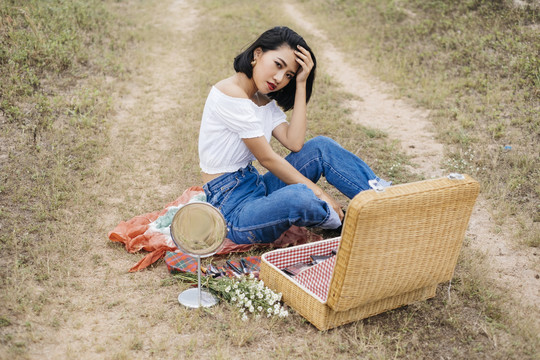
[[286, 74, 293, 79], [275, 61, 282, 68]]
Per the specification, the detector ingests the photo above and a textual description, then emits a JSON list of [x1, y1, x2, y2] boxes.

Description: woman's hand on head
[[294, 45, 313, 84]]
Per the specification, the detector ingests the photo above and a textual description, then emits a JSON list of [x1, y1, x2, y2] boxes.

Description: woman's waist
[[201, 172, 224, 184], [202, 163, 261, 193]]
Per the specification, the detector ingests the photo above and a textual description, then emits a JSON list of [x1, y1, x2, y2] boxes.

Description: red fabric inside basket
[[264, 237, 341, 301], [295, 255, 337, 301]]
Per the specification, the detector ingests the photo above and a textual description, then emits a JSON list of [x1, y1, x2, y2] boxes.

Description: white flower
[[196, 275, 289, 322]]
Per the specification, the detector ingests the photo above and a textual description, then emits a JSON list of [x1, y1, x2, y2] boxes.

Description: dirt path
[[26, 1, 201, 358], [284, 3, 539, 328]]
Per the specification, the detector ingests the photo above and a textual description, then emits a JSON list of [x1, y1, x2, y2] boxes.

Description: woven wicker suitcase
[[260, 174, 479, 330]]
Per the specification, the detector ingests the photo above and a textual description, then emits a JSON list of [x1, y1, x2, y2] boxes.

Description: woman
[[199, 26, 388, 245]]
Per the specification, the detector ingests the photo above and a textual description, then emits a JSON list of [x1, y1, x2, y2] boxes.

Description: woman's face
[[252, 45, 299, 94]]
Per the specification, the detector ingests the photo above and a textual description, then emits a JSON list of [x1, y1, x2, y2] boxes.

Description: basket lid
[[326, 175, 479, 312]]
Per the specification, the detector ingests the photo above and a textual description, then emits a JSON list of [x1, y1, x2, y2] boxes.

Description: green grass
[[0, 1, 121, 357], [297, 0, 539, 247]]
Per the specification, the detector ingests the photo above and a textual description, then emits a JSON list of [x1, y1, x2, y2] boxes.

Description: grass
[[295, 0, 540, 247], [0, 0, 539, 358], [0, 0, 122, 358]]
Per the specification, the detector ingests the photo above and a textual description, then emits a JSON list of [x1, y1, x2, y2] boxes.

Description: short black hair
[[233, 26, 316, 112]]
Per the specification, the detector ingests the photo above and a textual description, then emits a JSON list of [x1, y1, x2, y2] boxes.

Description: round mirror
[[170, 202, 227, 308], [170, 202, 227, 257]]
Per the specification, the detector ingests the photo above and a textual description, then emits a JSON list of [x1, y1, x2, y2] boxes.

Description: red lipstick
[[267, 82, 276, 91]]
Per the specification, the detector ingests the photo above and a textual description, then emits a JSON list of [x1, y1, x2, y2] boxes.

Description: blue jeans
[[203, 136, 383, 244]]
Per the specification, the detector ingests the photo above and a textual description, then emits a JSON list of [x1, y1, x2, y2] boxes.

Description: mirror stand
[[177, 255, 218, 308]]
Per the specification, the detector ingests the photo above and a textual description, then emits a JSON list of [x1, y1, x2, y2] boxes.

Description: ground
[[12, 0, 539, 358]]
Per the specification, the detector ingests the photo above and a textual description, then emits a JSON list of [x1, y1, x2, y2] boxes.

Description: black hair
[[233, 26, 316, 112]]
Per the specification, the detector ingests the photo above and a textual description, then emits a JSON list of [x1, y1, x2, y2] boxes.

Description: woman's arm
[[272, 45, 313, 152], [243, 136, 344, 220]]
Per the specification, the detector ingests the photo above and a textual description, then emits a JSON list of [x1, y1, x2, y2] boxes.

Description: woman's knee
[[304, 135, 340, 152]]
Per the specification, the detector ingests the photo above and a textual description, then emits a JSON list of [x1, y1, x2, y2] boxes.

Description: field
[[0, 0, 538, 359]]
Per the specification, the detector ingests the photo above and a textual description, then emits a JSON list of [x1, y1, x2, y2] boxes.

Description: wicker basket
[[260, 175, 479, 330]]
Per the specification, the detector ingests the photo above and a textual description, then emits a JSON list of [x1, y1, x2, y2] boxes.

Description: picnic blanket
[[164, 252, 261, 277], [108, 186, 322, 272]]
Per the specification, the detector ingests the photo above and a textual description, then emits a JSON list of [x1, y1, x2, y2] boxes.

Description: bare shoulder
[[215, 78, 249, 99]]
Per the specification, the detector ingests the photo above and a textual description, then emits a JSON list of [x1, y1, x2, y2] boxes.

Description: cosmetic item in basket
[[309, 254, 333, 265], [282, 262, 312, 277]]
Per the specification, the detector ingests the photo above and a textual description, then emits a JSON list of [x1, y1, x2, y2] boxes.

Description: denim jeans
[[203, 136, 384, 244]]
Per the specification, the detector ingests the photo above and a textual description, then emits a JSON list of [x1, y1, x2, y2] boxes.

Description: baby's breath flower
[[175, 270, 287, 321]]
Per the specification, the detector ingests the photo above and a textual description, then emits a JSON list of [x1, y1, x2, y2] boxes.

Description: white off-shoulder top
[[198, 86, 287, 174]]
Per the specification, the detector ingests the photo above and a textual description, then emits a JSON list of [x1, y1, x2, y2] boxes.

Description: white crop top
[[198, 86, 287, 174]]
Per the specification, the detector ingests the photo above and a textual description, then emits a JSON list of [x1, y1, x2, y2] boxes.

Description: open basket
[[260, 174, 479, 330]]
